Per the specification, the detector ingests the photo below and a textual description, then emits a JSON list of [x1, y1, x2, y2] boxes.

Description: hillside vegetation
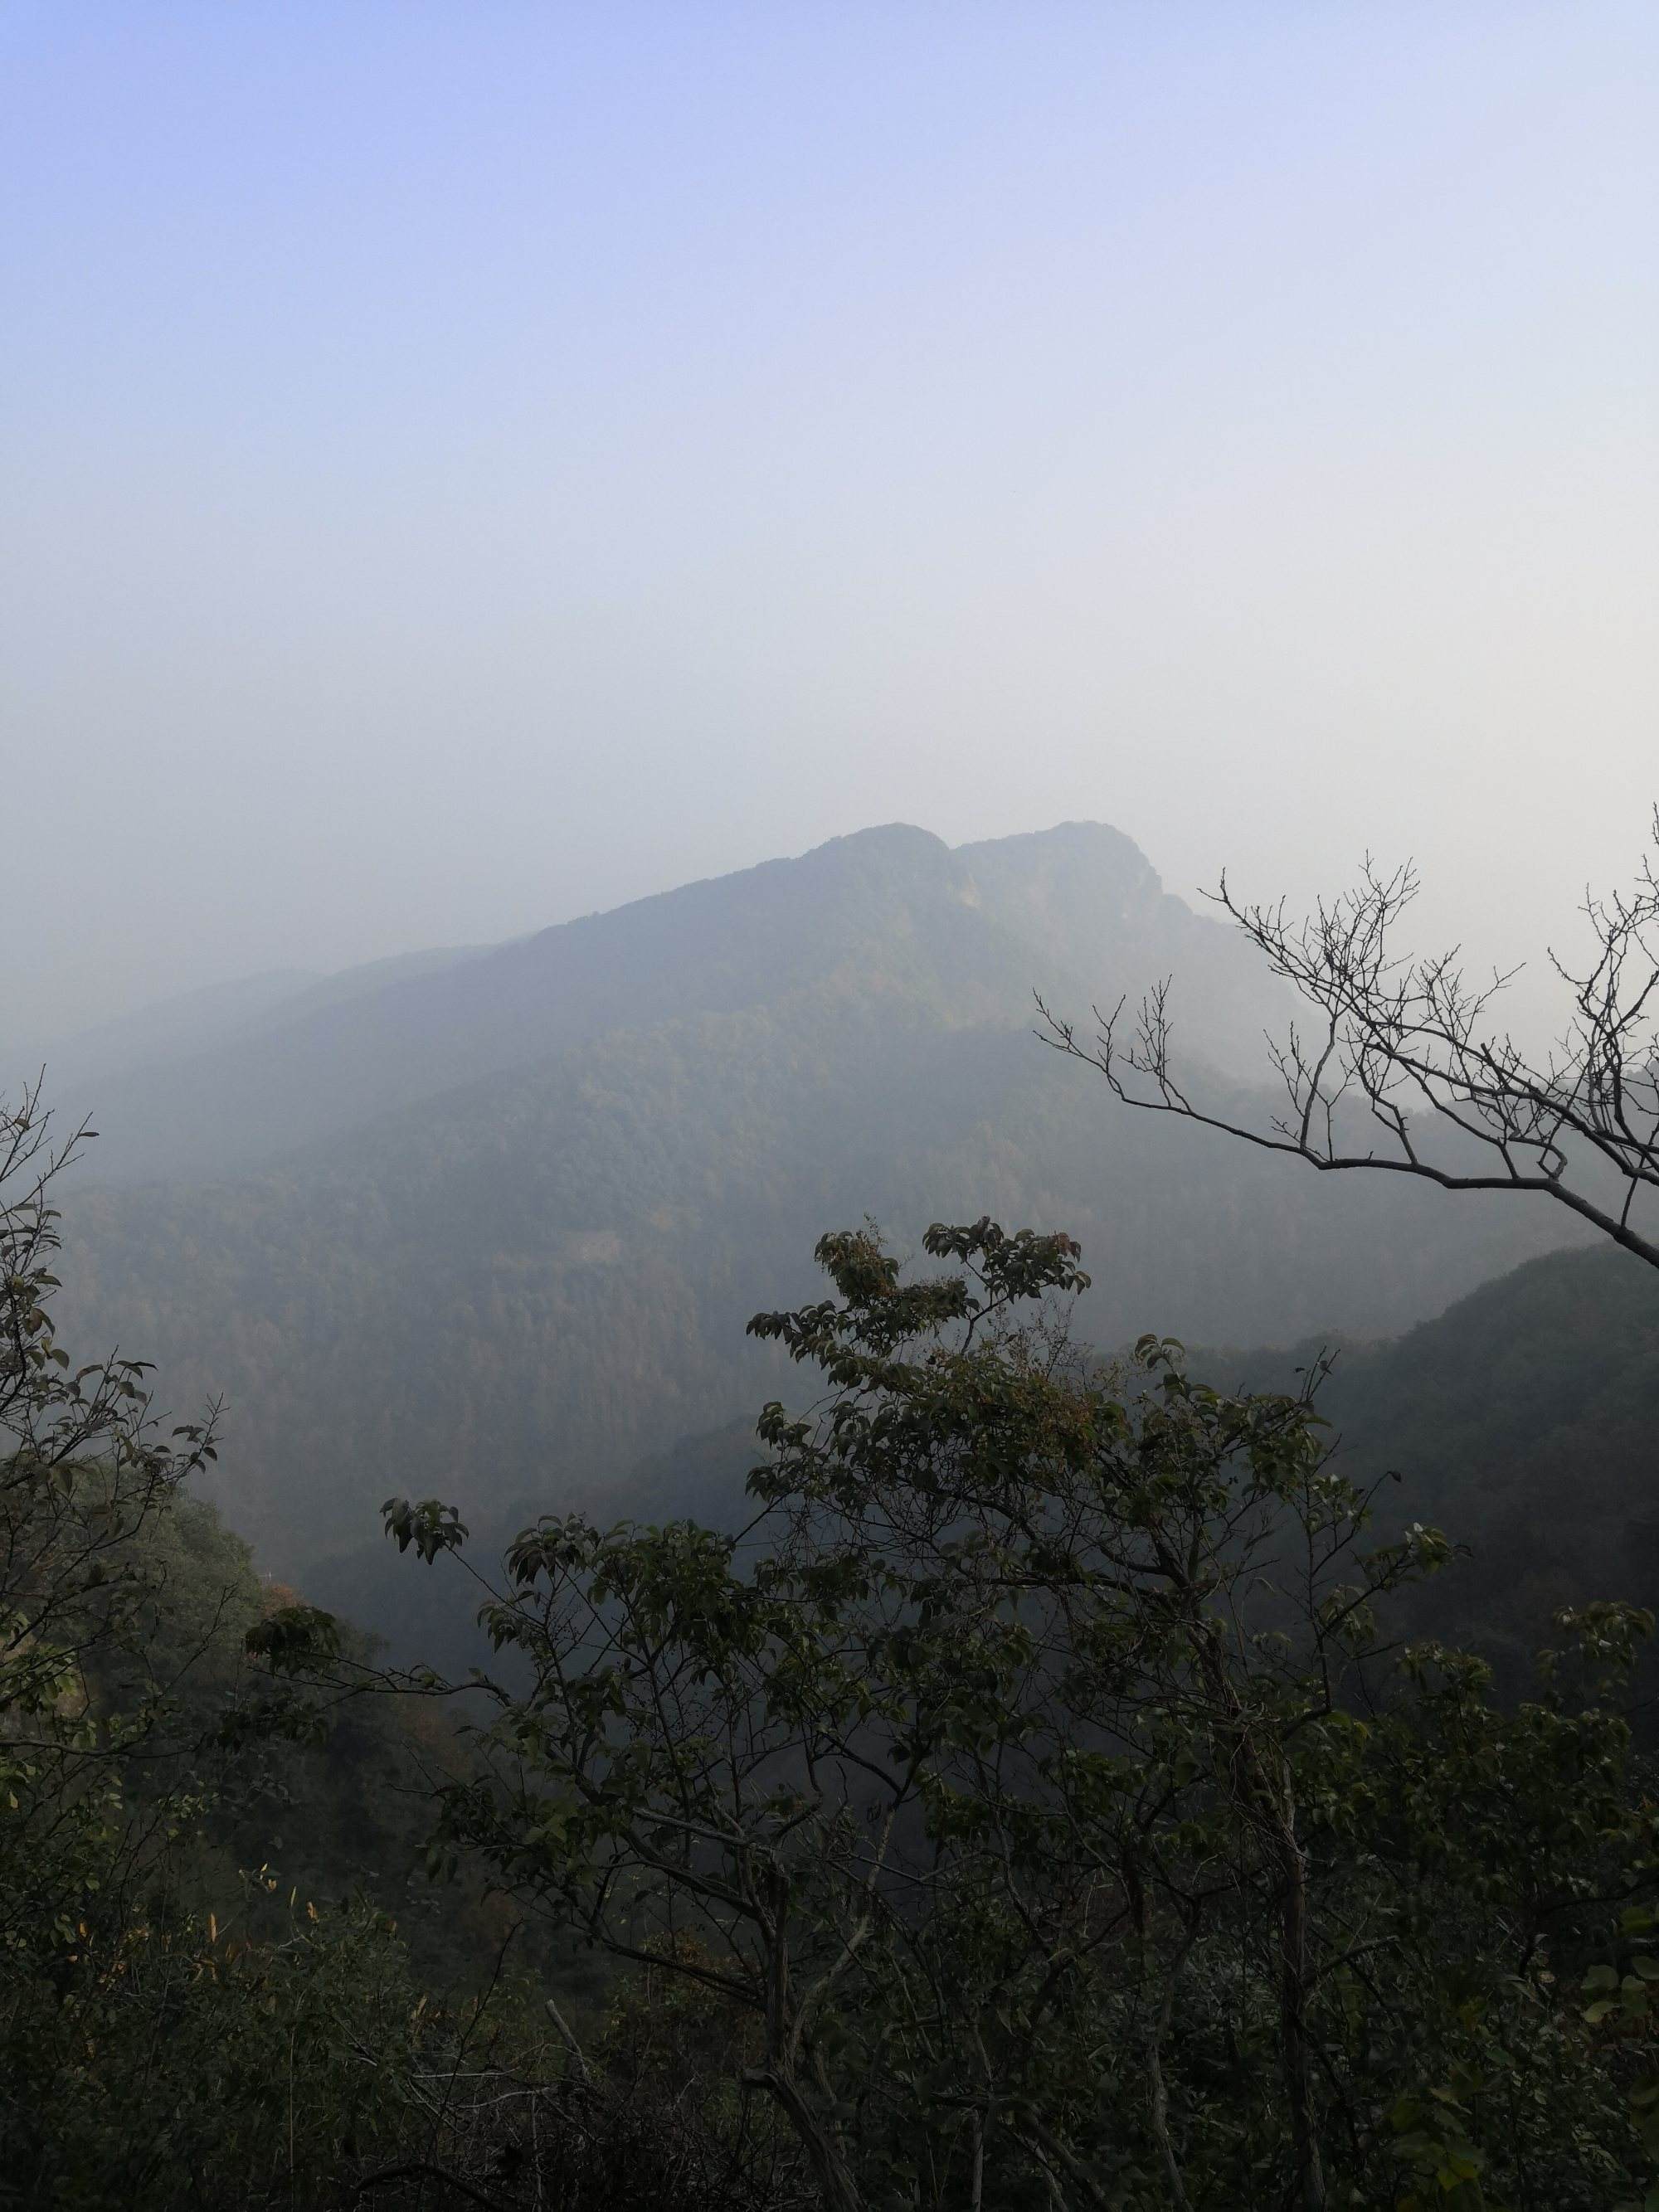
[[53, 823, 1579, 1587], [374, 1236, 1658, 1684], [10, 1121, 1658, 2210], [1278, 1245, 1659, 1674]]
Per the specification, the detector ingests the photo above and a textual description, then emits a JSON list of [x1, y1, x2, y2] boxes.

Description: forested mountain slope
[[301, 1233, 1659, 1690], [521, 1240, 1659, 1660], [1288, 1244, 1659, 1670], [51, 821, 1582, 1586], [57, 821, 1272, 1184]]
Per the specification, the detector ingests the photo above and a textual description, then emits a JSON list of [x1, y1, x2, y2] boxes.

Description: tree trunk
[[1193, 1623, 1328, 2212], [757, 2066, 863, 2212], [1272, 1802, 1328, 2212]]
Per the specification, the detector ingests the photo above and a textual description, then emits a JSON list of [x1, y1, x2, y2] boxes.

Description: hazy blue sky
[[6, 3, 1656, 1049]]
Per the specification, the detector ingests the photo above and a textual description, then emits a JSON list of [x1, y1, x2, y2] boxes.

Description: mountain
[[49, 821, 1584, 1591], [1282, 1242, 1659, 1673], [51, 823, 1287, 1186]]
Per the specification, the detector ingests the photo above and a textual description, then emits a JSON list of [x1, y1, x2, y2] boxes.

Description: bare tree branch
[[1037, 809, 1659, 1272]]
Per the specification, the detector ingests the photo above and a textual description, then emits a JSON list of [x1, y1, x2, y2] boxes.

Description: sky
[[5, 2, 1657, 1053]]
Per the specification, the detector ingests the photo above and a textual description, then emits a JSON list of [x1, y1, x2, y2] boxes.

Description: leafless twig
[[1037, 809, 1659, 1271]]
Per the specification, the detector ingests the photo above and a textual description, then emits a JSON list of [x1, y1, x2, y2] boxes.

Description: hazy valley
[[52, 820, 1587, 1594]]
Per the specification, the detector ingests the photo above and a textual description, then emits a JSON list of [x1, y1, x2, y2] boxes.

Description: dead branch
[[1036, 808, 1659, 1272]]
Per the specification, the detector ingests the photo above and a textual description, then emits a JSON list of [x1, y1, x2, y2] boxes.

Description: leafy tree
[[0, 1078, 219, 1970], [1, 1075, 789, 2209], [388, 1218, 1659, 2210]]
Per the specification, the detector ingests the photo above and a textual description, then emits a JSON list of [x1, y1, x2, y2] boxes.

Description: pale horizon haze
[[6, 3, 1657, 1057]]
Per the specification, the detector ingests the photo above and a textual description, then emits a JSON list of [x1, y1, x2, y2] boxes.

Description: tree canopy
[[380, 1217, 1659, 2210]]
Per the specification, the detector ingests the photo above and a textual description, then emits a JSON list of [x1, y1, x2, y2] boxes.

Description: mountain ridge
[[49, 817, 1585, 1584], [55, 820, 1271, 1185]]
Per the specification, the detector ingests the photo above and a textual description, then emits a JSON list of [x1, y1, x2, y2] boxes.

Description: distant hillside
[[51, 821, 1297, 1186], [1284, 1243, 1659, 1672], [633, 1241, 1659, 1561], [306, 1238, 1659, 1680], [615, 1242, 1659, 1659], [51, 821, 1582, 1582]]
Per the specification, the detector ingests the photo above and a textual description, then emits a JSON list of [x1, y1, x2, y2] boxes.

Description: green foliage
[[402, 1218, 1659, 2210], [0, 1084, 218, 1973], [382, 1495, 469, 1563], [2, 1861, 799, 2212], [6, 1880, 423, 2208], [12, 996, 1659, 2211], [1, 1081, 808, 2210]]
